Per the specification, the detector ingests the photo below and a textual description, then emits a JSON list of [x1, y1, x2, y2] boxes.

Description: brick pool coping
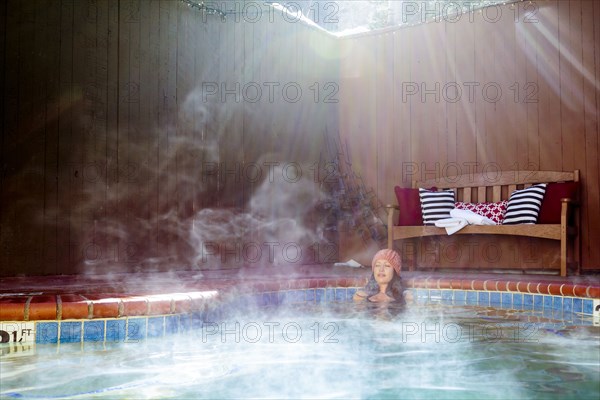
[[1, 267, 599, 321]]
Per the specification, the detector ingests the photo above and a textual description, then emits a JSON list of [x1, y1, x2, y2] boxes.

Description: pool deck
[[1, 266, 599, 321]]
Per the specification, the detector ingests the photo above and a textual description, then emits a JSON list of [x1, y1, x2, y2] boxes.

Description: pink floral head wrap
[[371, 249, 402, 276]]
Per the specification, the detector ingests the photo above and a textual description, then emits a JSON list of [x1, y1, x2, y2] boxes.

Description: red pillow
[[455, 201, 508, 225], [538, 182, 578, 224], [393, 187, 423, 226]]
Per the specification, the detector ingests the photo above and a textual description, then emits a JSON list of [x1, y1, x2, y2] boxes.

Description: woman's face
[[373, 259, 395, 285]]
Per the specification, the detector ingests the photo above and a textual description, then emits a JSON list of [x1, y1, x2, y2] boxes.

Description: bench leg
[[386, 206, 394, 250], [560, 201, 568, 277], [560, 239, 567, 277], [560, 214, 567, 278]]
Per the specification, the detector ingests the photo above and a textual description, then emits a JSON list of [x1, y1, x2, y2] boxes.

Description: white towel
[[435, 209, 496, 235], [434, 217, 468, 235], [450, 208, 495, 225], [333, 259, 364, 268]]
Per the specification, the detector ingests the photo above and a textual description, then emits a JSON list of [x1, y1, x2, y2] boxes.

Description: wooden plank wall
[[338, 0, 599, 271], [0, 0, 340, 276], [2, 0, 598, 275]]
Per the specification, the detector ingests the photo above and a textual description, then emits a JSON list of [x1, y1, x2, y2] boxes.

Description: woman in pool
[[353, 249, 410, 304]]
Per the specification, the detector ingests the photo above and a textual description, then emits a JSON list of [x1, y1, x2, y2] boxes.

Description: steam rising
[[54, 83, 338, 275]]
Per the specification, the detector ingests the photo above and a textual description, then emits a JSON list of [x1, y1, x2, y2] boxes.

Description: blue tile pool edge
[[1, 287, 598, 346]]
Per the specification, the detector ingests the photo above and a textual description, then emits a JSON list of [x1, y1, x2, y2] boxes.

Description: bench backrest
[[412, 170, 579, 203]]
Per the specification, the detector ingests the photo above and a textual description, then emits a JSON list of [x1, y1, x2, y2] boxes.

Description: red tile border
[[0, 296, 27, 321], [121, 296, 148, 317], [60, 294, 90, 320], [548, 284, 562, 296], [147, 295, 173, 315], [572, 285, 588, 298], [560, 284, 575, 297], [426, 278, 438, 289], [171, 294, 192, 314], [438, 278, 452, 290], [537, 283, 551, 295], [28, 295, 57, 320], [0, 271, 598, 321], [449, 279, 461, 290], [89, 297, 121, 319]]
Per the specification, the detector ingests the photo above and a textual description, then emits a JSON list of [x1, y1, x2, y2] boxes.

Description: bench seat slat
[[391, 224, 561, 241]]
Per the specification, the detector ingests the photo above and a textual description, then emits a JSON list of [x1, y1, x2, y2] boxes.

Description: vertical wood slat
[[473, 10, 489, 169], [128, 0, 142, 266], [462, 187, 471, 203], [70, 0, 87, 273], [445, 18, 457, 166], [500, 6, 518, 171], [138, 0, 152, 262], [94, 0, 109, 268], [42, 0, 61, 274], [376, 33, 395, 206], [412, 23, 438, 182], [116, 0, 131, 266], [105, 0, 120, 267], [82, 0, 104, 272], [56, 0, 75, 273], [492, 186, 501, 202], [1, 0, 21, 276], [454, 13, 476, 184], [433, 21, 448, 179], [166, 1, 178, 257], [142, 0, 160, 261], [513, 3, 528, 171], [481, 7, 498, 172], [537, 1, 561, 170], [0, 0, 5, 168], [175, 0, 191, 225], [394, 28, 412, 187], [22, 0, 45, 272], [508, 184, 517, 195], [160, 0, 172, 254], [477, 187, 486, 203], [557, 0, 573, 173], [156, 0, 172, 256]]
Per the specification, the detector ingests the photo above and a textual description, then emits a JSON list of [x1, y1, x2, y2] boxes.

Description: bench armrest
[[560, 198, 579, 228], [561, 198, 579, 207], [385, 205, 399, 249]]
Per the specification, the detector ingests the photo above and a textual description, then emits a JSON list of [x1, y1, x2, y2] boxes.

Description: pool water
[[1, 302, 599, 399]]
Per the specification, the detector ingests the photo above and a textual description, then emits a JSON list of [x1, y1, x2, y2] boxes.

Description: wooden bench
[[386, 170, 580, 276]]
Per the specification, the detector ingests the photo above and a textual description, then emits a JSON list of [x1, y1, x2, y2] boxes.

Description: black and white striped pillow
[[502, 184, 547, 225], [418, 188, 455, 225]]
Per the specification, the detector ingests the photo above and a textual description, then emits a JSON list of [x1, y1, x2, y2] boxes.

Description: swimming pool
[[2, 296, 599, 399]]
